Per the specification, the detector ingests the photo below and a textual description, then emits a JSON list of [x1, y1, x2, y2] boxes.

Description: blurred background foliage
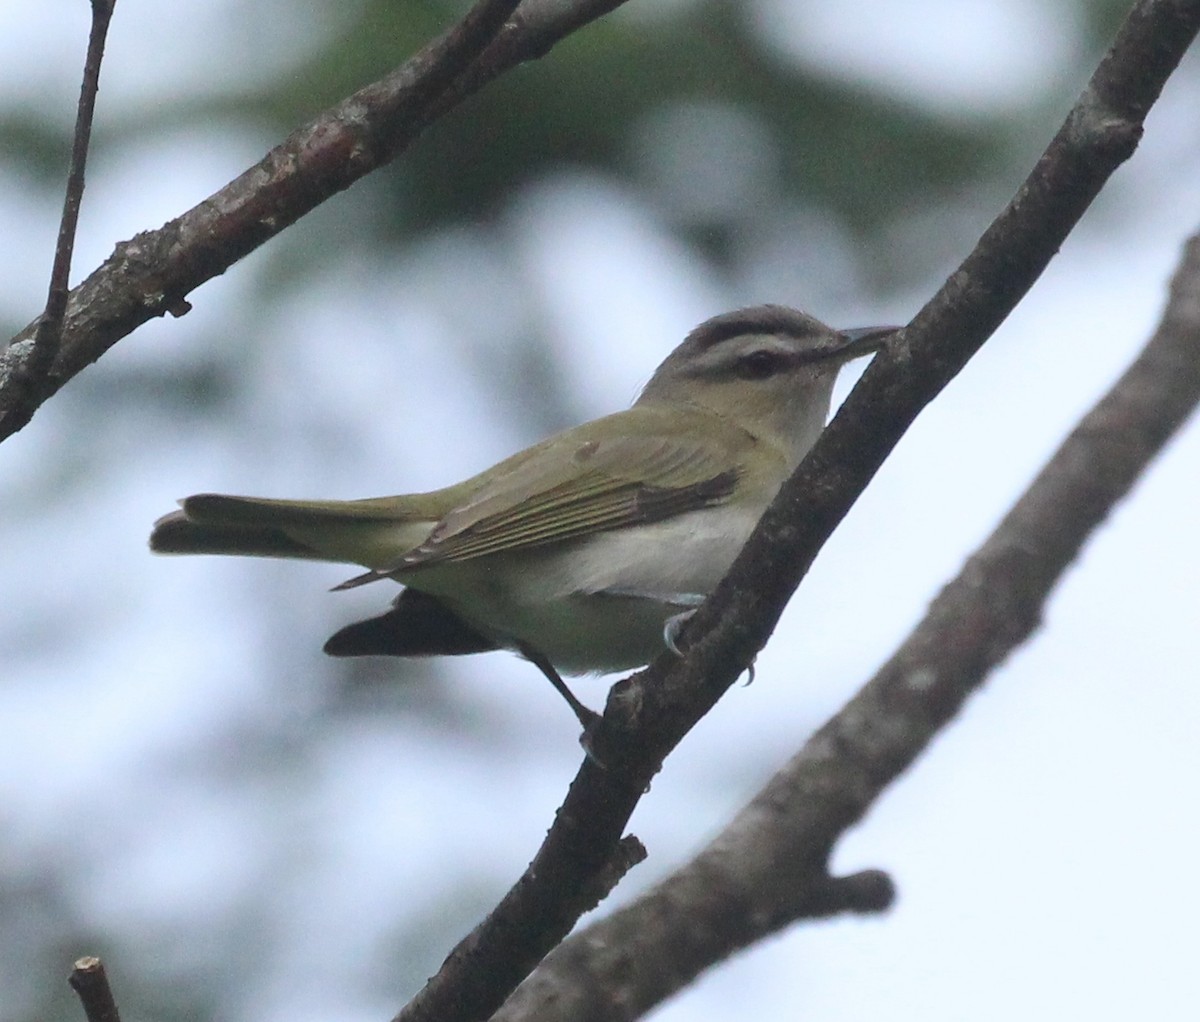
[[0, 2, 1167, 1022], [1, 0, 1110, 314]]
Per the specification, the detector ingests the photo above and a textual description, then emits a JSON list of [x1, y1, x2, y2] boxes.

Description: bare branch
[[385, 4, 1200, 1022], [0, 0, 634, 442], [7, 0, 116, 435], [641, 0, 1200, 733], [426, 0, 630, 114], [494, 230, 1200, 1021], [68, 956, 123, 1022]]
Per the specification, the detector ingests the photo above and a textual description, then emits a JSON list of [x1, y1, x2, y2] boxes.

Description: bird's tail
[[149, 493, 432, 570]]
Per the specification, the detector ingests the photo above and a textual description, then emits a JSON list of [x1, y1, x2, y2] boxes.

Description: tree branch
[[8, 0, 116, 435], [68, 956, 123, 1022], [385, 4, 1200, 1021], [641, 0, 1200, 734], [493, 229, 1200, 1021], [0, 0, 633, 443]]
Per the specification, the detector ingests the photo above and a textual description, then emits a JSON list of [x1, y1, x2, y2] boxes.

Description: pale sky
[[1, 3, 1198, 1021]]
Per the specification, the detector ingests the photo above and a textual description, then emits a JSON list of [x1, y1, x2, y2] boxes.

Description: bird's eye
[[734, 349, 785, 379]]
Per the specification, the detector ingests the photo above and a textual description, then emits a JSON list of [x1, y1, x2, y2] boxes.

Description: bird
[[151, 305, 894, 728]]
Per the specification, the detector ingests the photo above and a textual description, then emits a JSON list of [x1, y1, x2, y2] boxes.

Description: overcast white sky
[[2, 3, 1199, 1021]]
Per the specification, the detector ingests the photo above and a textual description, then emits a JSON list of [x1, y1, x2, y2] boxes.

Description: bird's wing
[[392, 406, 749, 572]]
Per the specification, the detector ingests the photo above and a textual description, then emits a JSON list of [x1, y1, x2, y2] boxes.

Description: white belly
[[399, 508, 761, 674]]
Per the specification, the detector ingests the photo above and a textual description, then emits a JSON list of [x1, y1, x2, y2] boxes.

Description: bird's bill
[[837, 324, 901, 359]]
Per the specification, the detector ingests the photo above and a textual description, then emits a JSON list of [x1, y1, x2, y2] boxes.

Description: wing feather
[[395, 407, 752, 571]]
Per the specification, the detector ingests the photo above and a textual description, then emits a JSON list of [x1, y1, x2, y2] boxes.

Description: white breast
[[403, 507, 763, 674]]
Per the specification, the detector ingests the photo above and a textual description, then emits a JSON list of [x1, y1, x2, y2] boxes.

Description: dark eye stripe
[[733, 349, 789, 379]]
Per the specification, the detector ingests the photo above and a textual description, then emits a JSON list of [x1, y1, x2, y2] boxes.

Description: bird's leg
[[663, 603, 756, 684], [661, 593, 707, 656], [515, 641, 601, 732], [662, 610, 695, 656]]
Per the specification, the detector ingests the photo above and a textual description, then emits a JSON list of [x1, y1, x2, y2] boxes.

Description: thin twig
[[388, 4, 1200, 1021], [68, 957, 123, 1022], [493, 230, 1200, 1021], [8, 0, 116, 434], [0, 0, 632, 442]]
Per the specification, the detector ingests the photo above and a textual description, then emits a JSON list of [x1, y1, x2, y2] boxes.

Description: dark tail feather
[[324, 589, 497, 658], [149, 510, 319, 559]]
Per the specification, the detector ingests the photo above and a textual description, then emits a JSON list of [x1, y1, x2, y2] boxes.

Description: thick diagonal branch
[[388, 5, 1200, 1022], [492, 231, 1200, 1021]]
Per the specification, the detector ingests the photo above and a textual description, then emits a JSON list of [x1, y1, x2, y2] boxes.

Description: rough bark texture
[[391, 5, 1200, 1022], [0, 0, 630, 441], [7, 2, 1196, 1020], [491, 231, 1200, 1021]]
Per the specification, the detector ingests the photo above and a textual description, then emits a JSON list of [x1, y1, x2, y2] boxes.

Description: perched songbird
[[151, 306, 894, 726]]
